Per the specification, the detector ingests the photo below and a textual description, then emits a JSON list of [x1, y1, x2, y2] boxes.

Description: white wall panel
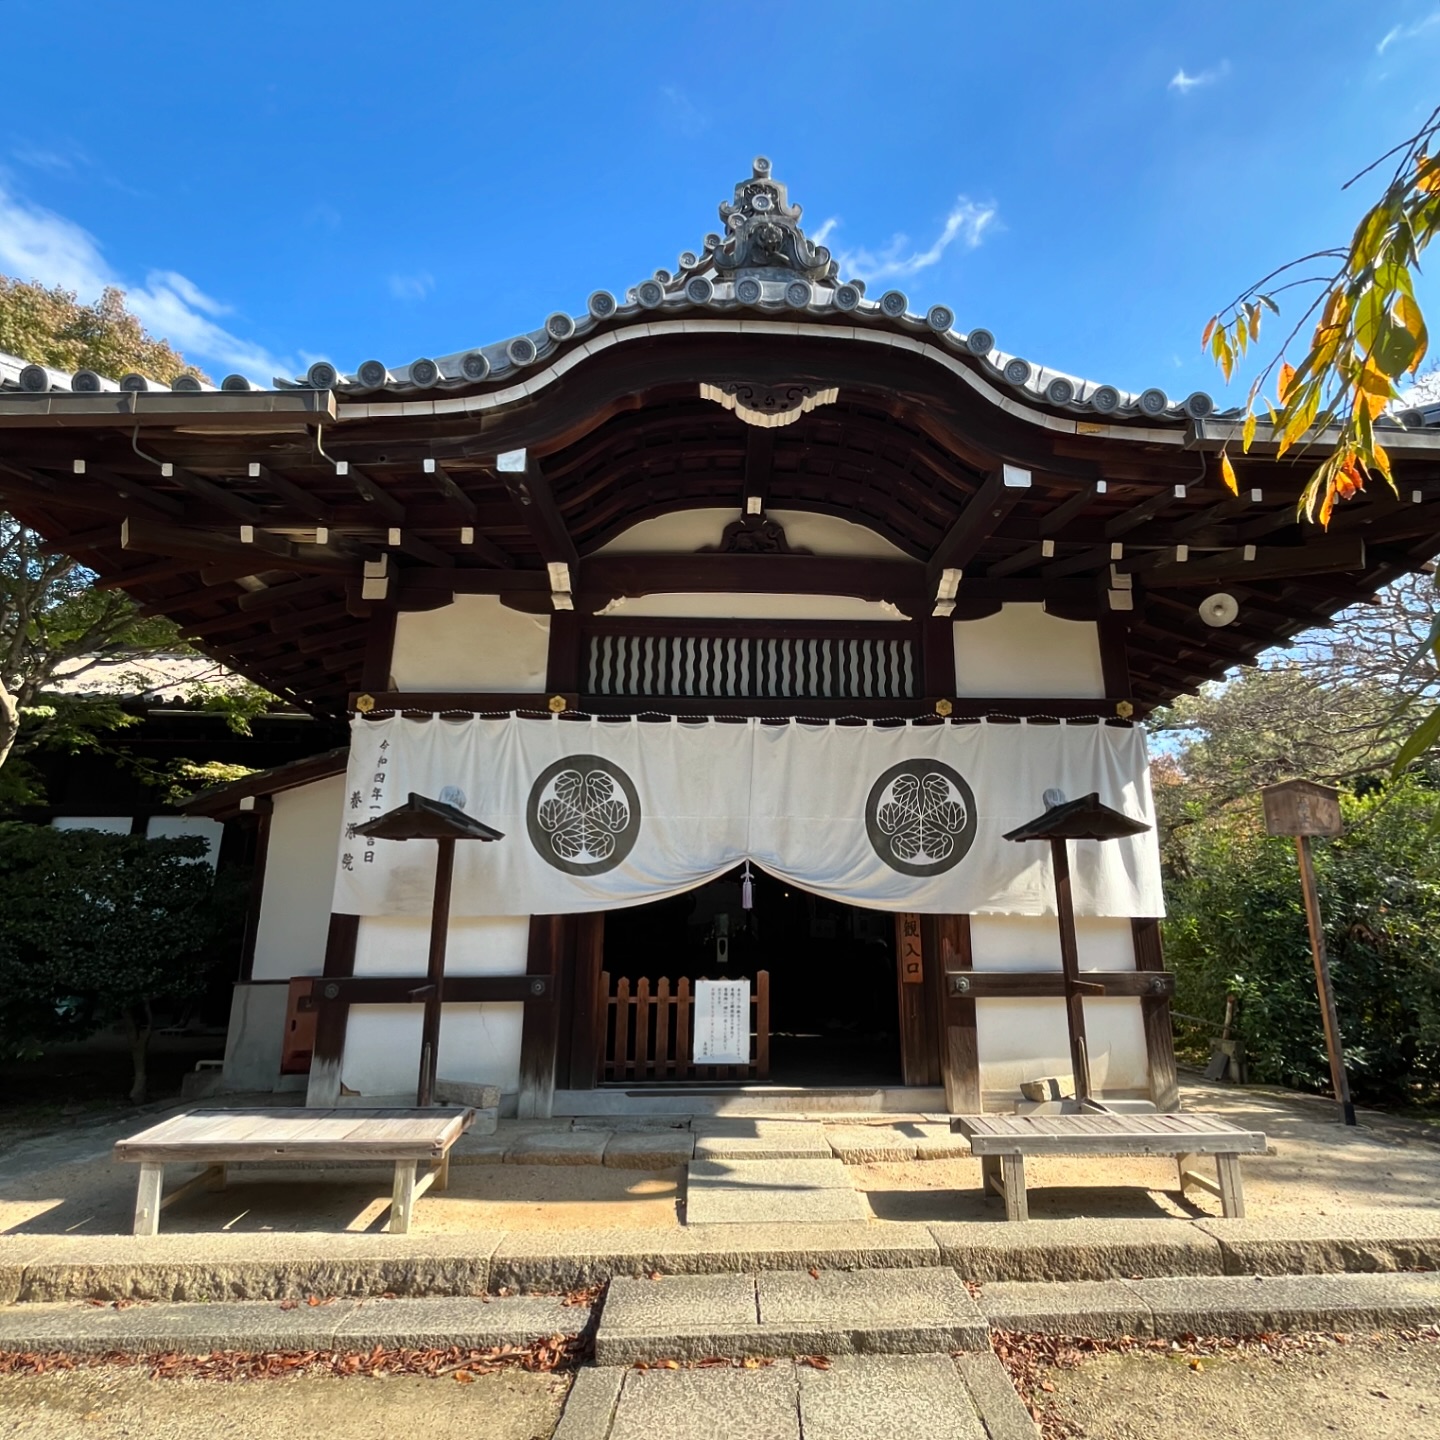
[[953, 604, 1105, 699], [251, 774, 345, 981], [391, 595, 550, 692]]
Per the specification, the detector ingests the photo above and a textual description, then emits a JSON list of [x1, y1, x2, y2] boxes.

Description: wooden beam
[[498, 449, 579, 568], [423, 459, 516, 568], [1034, 483, 1105, 539], [335, 461, 406, 525], [148, 461, 266, 524], [120, 516, 358, 576], [94, 557, 206, 591], [73, 460, 187, 518], [926, 466, 1031, 596], [247, 463, 331, 523], [743, 428, 774, 514], [1105, 485, 1187, 540], [1145, 537, 1367, 587]]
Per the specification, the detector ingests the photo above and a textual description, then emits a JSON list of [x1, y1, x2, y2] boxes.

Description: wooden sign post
[[354, 792, 504, 1106], [1260, 780, 1355, 1127]]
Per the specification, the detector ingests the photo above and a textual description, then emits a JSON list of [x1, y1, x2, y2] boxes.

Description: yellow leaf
[[1219, 450, 1238, 495], [1417, 154, 1440, 194], [1247, 302, 1262, 343], [1372, 440, 1392, 480], [1278, 361, 1297, 402], [1242, 412, 1257, 453], [1219, 338, 1234, 384], [1395, 294, 1429, 372]]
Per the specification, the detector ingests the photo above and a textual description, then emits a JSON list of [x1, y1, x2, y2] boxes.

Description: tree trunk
[[126, 1003, 152, 1105], [0, 679, 18, 773]]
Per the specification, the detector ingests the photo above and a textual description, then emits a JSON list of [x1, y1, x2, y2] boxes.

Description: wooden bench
[[113, 1107, 475, 1235], [950, 1112, 1267, 1222]]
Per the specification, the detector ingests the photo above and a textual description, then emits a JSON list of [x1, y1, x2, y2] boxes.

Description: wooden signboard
[[1261, 779, 1343, 838]]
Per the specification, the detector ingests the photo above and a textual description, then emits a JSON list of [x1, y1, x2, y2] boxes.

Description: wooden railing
[[598, 972, 770, 1082]]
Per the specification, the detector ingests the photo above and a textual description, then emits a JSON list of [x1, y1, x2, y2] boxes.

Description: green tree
[[0, 824, 246, 1102], [1203, 108, 1437, 519], [0, 278, 266, 797]]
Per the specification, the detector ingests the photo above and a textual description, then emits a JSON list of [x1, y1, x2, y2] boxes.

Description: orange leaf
[[1201, 316, 1217, 348], [1219, 450, 1238, 495], [1277, 361, 1297, 402]]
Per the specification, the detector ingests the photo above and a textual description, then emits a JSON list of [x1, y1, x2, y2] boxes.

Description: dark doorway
[[601, 867, 902, 1086]]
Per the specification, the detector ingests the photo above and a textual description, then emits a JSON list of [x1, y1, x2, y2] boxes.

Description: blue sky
[[1, 3, 1437, 402]]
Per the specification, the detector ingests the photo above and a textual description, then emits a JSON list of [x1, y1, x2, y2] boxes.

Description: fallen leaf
[[660, 1359, 680, 1370], [278, 1301, 298, 1312], [809, 1267, 821, 1280]]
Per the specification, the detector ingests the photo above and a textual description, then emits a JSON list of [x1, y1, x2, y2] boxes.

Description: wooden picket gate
[[598, 972, 770, 1082]]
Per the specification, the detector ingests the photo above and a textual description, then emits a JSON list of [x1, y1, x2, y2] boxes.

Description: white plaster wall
[[971, 914, 1149, 1097], [340, 915, 530, 1096], [596, 508, 909, 559], [391, 594, 551, 691], [251, 774, 345, 981], [953, 605, 1105, 699]]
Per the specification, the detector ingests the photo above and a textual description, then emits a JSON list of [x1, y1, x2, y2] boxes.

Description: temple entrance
[[599, 866, 903, 1087]]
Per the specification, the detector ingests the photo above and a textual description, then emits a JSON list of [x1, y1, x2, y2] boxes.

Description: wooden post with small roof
[[1261, 779, 1355, 1127], [353, 792, 504, 1106]]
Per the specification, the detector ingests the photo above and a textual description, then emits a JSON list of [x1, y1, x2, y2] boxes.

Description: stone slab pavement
[[691, 1120, 832, 1161], [683, 1158, 869, 1225], [565, 1356, 1009, 1440]]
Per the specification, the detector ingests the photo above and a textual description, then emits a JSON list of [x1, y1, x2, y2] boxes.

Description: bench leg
[[133, 1163, 164, 1236], [435, 1153, 450, 1193], [390, 1161, 418, 1234], [1215, 1152, 1246, 1219], [1000, 1153, 1029, 1222], [980, 1154, 1003, 1201]]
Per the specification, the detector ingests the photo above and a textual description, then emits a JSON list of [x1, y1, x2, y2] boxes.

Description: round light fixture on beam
[[1199, 592, 1240, 627]]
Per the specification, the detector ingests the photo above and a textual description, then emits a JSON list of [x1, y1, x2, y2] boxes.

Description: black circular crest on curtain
[[526, 754, 641, 875], [865, 759, 977, 877]]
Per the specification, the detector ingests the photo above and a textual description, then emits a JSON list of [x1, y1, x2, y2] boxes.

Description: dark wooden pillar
[[236, 799, 273, 983], [923, 618, 956, 698], [546, 611, 582, 694], [306, 913, 360, 1105], [927, 913, 980, 1112], [1132, 917, 1180, 1111], [567, 913, 606, 1089], [517, 914, 566, 1118], [895, 913, 939, 1086], [1097, 611, 1133, 708], [360, 608, 398, 692]]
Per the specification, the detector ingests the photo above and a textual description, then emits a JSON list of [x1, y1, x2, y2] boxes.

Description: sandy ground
[[1040, 1334, 1440, 1439], [0, 1078, 1435, 1236], [855, 1081, 1440, 1223], [0, 1367, 568, 1440]]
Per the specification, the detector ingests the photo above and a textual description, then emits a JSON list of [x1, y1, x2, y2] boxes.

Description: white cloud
[[1169, 61, 1230, 93], [388, 271, 434, 301], [1377, 10, 1440, 53], [820, 197, 997, 283], [0, 178, 296, 382]]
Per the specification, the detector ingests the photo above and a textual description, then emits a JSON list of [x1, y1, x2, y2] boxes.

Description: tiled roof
[[8, 158, 1432, 431]]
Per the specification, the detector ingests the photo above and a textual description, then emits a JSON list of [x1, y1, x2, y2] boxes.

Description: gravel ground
[[1039, 1334, 1440, 1439], [0, 1366, 569, 1440]]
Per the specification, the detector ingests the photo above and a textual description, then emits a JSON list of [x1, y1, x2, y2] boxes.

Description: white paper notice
[[694, 979, 750, 1065]]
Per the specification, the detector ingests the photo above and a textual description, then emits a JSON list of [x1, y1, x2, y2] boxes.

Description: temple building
[[4, 158, 1439, 1117]]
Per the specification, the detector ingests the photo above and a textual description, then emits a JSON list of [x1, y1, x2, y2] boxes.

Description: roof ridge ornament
[[694, 156, 838, 284]]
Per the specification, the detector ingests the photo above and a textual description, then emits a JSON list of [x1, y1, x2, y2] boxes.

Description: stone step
[[0, 1294, 587, 1355], [592, 1267, 988, 1364], [979, 1270, 1440, 1338]]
